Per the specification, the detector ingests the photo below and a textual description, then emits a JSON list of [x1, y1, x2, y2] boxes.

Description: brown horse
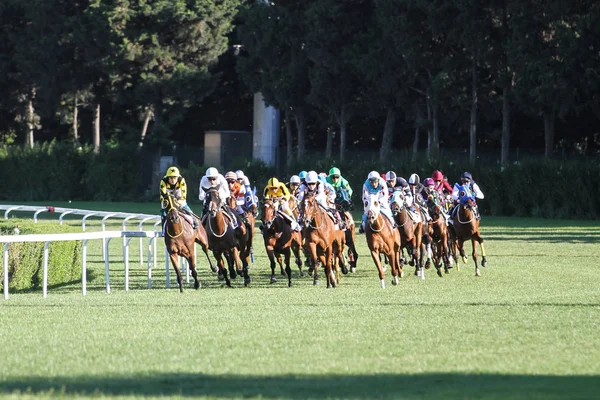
[[364, 194, 402, 288], [260, 199, 303, 286], [300, 194, 337, 287], [163, 195, 216, 292], [427, 198, 451, 277], [449, 196, 488, 276], [203, 189, 250, 287], [390, 191, 422, 277], [339, 209, 359, 273], [226, 195, 256, 272]]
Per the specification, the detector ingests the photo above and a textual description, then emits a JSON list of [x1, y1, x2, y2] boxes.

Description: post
[[82, 239, 88, 296], [147, 237, 154, 289], [43, 242, 50, 297], [104, 237, 111, 293], [3, 243, 9, 300], [165, 249, 170, 288]]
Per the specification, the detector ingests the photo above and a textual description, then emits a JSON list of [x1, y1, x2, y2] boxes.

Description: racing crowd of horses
[[162, 185, 488, 291]]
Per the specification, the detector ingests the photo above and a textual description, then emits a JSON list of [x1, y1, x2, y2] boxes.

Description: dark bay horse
[[427, 197, 451, 277], [226, 195, 256, 272], [338, 207, 359, 273], [260, 199, 303, 287], [365, 194, 402, 288], [300, 194, 337, 287], [450, 195, 488, 276], [390, 191, 422, 277], [203, 189, 250, 286], [164, 195, 216, 292]]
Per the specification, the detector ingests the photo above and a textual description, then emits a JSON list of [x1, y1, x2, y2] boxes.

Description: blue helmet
[[298, 171, 308, 181]]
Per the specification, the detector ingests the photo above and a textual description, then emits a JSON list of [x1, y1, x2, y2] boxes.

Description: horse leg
[[478, 237, 488, 267], [223, 251, 235, 287], [188, 257, 201, 289], [291, 236, 304, 277], [267, 249, 278, 284], [472, 238, 480, 277], [283, 247, 293, 287], [324, 247, 335, 289], [309, 243, 319, 285], [170, 253, 184, 293], [370, 250, 386, 289]]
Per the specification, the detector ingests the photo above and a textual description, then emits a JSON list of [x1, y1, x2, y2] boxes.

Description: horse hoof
[[425, 261, 431, 270], [270, 275, 277, 284], [299, 271, 304, 277], [437, 270, 443, 278], [476, 270, 481, 277], [280, 270, 286, 276], [313, 279, 319, 285], [244, 278, 251, 287], [288, 281, 292, 287], [392, 277, 398, 285], [350, 267, 356, 274], [217, 272, 224, 281], [341, 265, 349, 275], [408, 260, 415, 267], [462, 256, 468, 263], [210, 266, 218, 273], [482, 259, 488, 267], [194, 281, 201, 289]]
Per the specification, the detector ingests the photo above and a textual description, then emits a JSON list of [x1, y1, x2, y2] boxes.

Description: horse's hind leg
[[170, 253, 184, 293], [283, 247, 293, 287], [471, 238, 480, 277], [478, 237, 487, 267]]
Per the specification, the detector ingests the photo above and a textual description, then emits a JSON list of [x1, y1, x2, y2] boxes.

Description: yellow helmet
[[166, 167, 180, 178], [267, 177, 279, 188]]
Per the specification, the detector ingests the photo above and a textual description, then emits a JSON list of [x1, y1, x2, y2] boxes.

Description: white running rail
[[1, 230, 167, 300]]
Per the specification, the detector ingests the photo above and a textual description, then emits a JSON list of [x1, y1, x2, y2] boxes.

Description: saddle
[[407, 208, 422, 223]]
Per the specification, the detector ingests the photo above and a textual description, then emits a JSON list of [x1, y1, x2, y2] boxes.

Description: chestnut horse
[[365, 194, 402, 288], [450, 194, 488, 276], [390, 191, 422, 277], [203, 189, 250, 287], [426, 197, 451, 276], [163, 195, 216, 292], [300, 194, 337, 287], [260, 199, 303, 287]]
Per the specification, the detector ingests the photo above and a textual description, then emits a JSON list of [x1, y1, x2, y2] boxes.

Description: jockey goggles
[[208, 177, 217, 181], [227, 179, 236, 184], [331, 175, 340, 179]]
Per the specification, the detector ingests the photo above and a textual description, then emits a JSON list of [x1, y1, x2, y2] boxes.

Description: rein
[[166, 211, 185, 239], [305, 203, 325, 230], [457, 205, 475, 224]]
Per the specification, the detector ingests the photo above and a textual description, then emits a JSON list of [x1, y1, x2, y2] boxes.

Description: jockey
[[287, 175, 301, 197], [450, 172, 484, 222], [298, 170, 308, 186], [297, 171, 328, 207], [385, 171, 413, 208], [263, 177, 301, 231], [199, 167, 238, 228], [408, 173, 431, 222], [424, 177, 449, 224], [159, 166, 199, 230], [236, 169, 258, 211], [360, 170, 395, 233], [225, 171, 249, 224], [327, 167, 353, 210], [431, 170, 453, 209]]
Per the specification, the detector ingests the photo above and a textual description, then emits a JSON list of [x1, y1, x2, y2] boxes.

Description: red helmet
[[432, 170, 443, 181]]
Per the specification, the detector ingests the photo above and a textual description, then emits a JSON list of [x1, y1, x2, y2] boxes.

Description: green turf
[[0, 204, 599, 399]]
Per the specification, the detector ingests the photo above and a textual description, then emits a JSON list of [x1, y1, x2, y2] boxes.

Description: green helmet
[[329, 167, 341, 177]]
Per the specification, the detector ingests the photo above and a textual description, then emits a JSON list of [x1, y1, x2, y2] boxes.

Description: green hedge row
[[0, 142, 597, 219], [0, 220, 83, 292]]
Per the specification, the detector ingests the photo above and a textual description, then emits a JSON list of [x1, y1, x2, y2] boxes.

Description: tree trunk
[[285, 109, 294, 165], [379, 107, 397, 162], [432, 102, 440, 159], [73, 96, 79, 145], [325, 128, 333, 159], [93, 103, 100, 154], [295, 107, 306, 159], [339, 106, 347, 162], [139, 106, 154, 148], [26, 95, 35, 149], [426, 101, 433, 159], [544, 110, 555, 158], [469, 53, 478, 166], [501, 88, 511, 166], [412, 106, 421, 163]]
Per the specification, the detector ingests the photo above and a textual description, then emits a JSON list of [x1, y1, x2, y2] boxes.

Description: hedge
[[0, 220, 83, 292]]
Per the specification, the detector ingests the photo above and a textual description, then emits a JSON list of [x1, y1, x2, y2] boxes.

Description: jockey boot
[[358, 223, 365, 234], [240, 212, 249, 225], [291, 220, 302, 232], [192, 218, 199, 230]]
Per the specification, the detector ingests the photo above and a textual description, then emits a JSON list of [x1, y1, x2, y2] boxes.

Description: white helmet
[[206, 167, 219, 178], [306, 171, 319, 184], [235, 170, 245, 179], [408, 173, 420, 185], [290, 175, 301, 184], [367, 171, 380, 180]]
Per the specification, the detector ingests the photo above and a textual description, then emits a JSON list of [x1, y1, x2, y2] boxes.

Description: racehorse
[[300, 193, 337, 287], [163, 194, 216, 292], [449, 191, 488, 276], [203, 189, 251, 287], [426, 196, 451, 276], [334, 191, 359, 272], [364, 193, 402, 288], [260, 199, 303, 287], [226, 194, 256, 272], [390, 191, 422, 277]]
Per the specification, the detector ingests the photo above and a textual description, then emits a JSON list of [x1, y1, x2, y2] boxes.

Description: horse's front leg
[[291, 234, 304, 276], [188, 256, 201, 289], [266, 246, 278, 284], [472, 238, 481, 277], [169, 253, 184, 293], [370, 249, 386, 289], [215, 251, 231, 287], [478, 236, 487, 268], [324, 246, 335, 289], [282, 247, 293, 287], [308, 242, 319, 285]]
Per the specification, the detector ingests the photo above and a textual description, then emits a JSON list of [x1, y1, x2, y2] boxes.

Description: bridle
[[166, 196, 184, 239]]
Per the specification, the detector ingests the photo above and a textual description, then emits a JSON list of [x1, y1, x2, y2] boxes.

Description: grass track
[[1, 202, 599, 399]]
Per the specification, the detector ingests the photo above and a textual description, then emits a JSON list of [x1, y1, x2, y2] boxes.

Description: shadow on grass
[[1, 373, 598, 399]]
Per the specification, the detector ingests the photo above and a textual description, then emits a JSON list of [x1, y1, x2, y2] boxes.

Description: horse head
[[206, 189, 221, 217], [301, 193, 318, 225], [365, 193, 381, 224], [245, 186, 258, 214], [390, 190, 405, 216], [165, 194, 181, 224], [261, 199, 276, 229]]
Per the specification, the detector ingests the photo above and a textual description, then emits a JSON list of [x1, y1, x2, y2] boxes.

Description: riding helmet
[[298, 171, 308, 180], [329, 167, 341, 177], [432, 170, 443, 181], [423, 178, 434, 186], [225, 171, 237, 181], [306, 171, 319, 184], [165, 167, 180, 177], [267, 177, 280, 187], [289, 175, 301, 184], [385, 171, 397, 181], [205, 167, 219, 178], [367, 171, 380, 180], [408, 173, 420, 185], [461, 172, 473, 181]]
